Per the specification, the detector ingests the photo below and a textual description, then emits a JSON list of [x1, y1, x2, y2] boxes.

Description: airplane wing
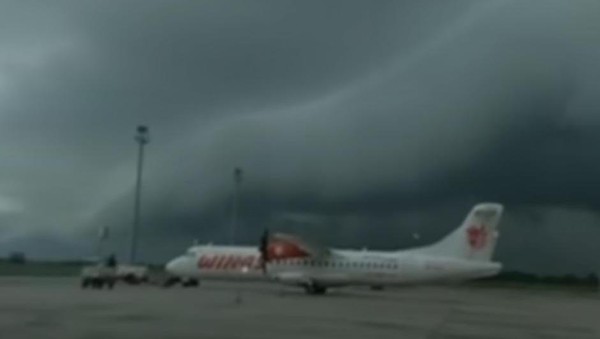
[[268, 233, 332, 260]]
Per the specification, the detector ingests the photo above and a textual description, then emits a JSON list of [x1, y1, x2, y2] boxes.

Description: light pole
[[130, 125, 149, 264], [97, 226, 109, 258], [231, 167, 243, 245]]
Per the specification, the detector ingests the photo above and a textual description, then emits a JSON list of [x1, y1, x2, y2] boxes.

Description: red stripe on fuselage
[[198, 254, 259, 271], [198, 255, 215, 269]]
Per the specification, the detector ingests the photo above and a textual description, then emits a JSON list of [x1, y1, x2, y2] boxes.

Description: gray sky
[[0, 0, 599, 274]]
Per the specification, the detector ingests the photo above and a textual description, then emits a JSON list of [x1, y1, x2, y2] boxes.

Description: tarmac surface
[[0, 277, 598, 339]]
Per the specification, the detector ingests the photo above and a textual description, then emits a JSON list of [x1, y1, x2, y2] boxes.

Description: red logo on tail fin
[[467, 225, 488, 250]]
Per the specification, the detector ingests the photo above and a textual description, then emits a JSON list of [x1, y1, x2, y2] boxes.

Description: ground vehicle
[[116, 265, 149, 284], [80, 265, 117, 289]]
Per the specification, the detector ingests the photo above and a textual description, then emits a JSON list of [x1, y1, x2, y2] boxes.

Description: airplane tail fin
[[417, 203, 503, 262]]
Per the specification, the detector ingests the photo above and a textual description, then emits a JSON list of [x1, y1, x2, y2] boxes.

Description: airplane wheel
[[182, 279, 199, 288], [305, 284, 327, 295], [313, 286, 327, 295]]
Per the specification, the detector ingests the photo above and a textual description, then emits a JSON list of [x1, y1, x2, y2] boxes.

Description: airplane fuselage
[[166, 203, 504, 293], [166, 245, 501, 287]]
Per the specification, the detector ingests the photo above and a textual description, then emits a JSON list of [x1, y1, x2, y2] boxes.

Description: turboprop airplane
[[165, 203, 504, 294]]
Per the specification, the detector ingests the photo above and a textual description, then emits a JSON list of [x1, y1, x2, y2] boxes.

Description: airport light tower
[[231, 167, 243, 245], [97, 226, 109, 258], [130, 125, 149, 264]]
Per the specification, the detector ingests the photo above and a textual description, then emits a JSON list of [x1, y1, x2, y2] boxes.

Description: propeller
[[258, 229, 270, 273]]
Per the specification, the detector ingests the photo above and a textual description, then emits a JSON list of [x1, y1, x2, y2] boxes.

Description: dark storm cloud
[[0, 0, 599, 274]]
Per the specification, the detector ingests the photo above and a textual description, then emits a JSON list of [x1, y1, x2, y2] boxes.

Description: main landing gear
[[162, 277, 199, 288], [304, 283, 327, 295], [182, 278, 199, 287]]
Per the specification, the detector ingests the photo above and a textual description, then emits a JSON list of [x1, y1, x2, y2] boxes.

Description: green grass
[[468, 279, 599, 293], [0, 261, 82, 277]]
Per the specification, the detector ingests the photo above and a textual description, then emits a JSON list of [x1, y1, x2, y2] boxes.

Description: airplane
[[165, 203, 504, 294]]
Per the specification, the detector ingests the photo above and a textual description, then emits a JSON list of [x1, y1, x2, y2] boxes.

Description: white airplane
[[165, 203, 504, 294]]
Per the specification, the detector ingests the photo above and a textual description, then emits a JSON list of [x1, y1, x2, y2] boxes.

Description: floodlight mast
[[231, 167, 243, 245], [130, 125, 149, 264]]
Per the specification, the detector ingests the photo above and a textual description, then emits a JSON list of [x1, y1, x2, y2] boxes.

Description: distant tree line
[[478, 270, 599, 289], [7, 252, 26, 264]]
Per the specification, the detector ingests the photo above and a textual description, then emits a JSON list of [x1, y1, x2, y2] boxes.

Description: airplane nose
[[165, 257, 184, 275]]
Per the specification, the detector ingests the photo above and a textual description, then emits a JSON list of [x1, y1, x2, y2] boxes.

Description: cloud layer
[[0, 1, 599, 273]]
